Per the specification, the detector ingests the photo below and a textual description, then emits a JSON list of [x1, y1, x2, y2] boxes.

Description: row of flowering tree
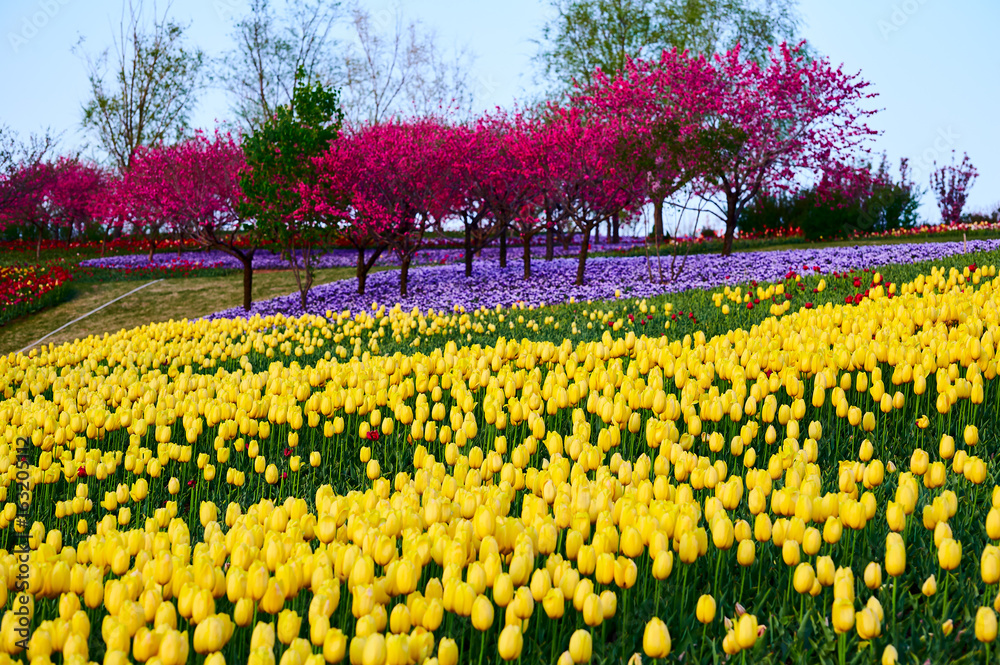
[[0, 158, 106, 260], [290, 40, 880, 302], [13, 41, 973, 311]]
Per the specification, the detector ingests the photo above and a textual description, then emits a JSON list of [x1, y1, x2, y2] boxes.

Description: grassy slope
[[0, 267, 387, 356]]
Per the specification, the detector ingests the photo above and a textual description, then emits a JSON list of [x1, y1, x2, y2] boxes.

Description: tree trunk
[[653, 196, 665, 243], [562, 229, 572, 252], [575, 226, 591, 286], [723, 195, 738, 257], [355, 245, 385, 295], [296, 251, 314, 311], [400, 255, 411, 297], [36, 232, 42, 262], [612, 213, 620, 243], [499, 227, 507, 268], [523, 234, 532, 279], [464, 219, 473, 277], [357, 247, 368, 294], [240, 253, 254, 311], [148, 238, 155, 262], [545, 222, 554, 260]]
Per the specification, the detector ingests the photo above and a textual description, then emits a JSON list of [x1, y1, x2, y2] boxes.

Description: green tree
[[537, 0, 800, 90], [239, 70, 344, 310], [219, 0, 342, 132]]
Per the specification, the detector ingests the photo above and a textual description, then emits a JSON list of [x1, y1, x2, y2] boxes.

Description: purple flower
[[205, 239, 1000, 320]]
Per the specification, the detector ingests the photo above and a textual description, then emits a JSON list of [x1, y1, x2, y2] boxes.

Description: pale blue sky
[[2, 0, 998, 223]]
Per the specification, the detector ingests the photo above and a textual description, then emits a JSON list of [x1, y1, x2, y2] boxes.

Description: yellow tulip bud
[[643, 617, 671, 658], [568, 629, 592, 664], [831, 598, 855, 634], [793, 563, 815, 595], [497, 625, 523, 661], [696, 595, 716, 624], [736, 613, 758, 649], [922, 575, 937, 597], [978, 607, 999, 643]]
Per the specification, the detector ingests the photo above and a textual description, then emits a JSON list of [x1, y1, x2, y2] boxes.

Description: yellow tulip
[[793, 564, 815, 595], [568, 629, 592, 664], [497, 625, 523, 661], [696, 594, 716, 624], [471, 595, 494, 631], [643, 617, 671, 658], [277, 610, 301, 645], [855, 607, 881, 639], [938, 538, 962, 571], [735, 614, 758, 649], [978, 607, 999, 643], [831, 598, 855, 634], [923, 575, 937, 597], [438, 638, 459, 665], [864, 562, 882, 590], [362, 633, 387, 665]]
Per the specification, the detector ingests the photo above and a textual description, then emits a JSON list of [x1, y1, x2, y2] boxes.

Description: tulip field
[[6, 244, 1000, 665]]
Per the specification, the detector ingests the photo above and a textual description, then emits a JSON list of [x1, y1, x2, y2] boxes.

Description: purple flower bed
[[79, 237, 647, 272], [208, 239, 1000, 320]]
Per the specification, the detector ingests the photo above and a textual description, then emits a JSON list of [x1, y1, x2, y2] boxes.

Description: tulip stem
[[681, 565, 690, 618], [655, 578, 662, 617], [893, 575, 898, 645], [478, 629, 485, 665], [943, 570, 950, 623], [714, 549, 723, 597], [838, 632, 846, 665]]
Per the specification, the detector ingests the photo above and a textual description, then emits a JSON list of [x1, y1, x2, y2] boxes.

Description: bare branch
[[77, 0, 206, 173]]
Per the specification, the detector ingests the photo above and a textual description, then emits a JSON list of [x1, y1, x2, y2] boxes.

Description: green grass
[[0, 267, 390, 356]]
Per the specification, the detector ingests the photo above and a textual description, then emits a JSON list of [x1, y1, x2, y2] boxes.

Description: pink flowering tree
[[575, 48, 719, 243], [698, 42, 879, 256], [87, 172, 126, 254], [444, 122, 499, 278], [0, 158, 105, 259], [125, 132, 256, 308], [461, 112, 545, 279], [931, 151, 978, 226], [304, 132, 389, 295], [315, 118, 456, 297], [118, 145, 186, 260], [0, 161, 55, 259], [537, 105, 641, 285], [46, 159, 106, 241]]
